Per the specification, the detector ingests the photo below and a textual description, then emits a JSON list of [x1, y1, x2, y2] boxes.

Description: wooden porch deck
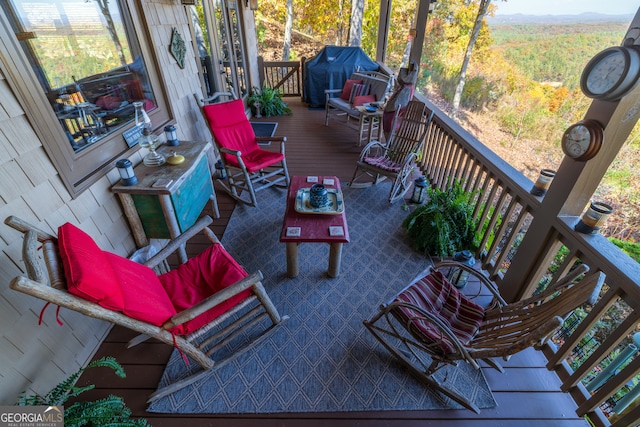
[[78, 98, 590, 427]]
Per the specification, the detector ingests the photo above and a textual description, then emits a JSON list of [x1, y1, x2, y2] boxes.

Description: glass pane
[[4, 0, 156, 152]]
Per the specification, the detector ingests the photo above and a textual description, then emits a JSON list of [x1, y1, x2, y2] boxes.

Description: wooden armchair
[[364, 261, 603, 413], [6, 215, 288, 402]]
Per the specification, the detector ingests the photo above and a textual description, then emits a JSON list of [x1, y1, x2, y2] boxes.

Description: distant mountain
[[488, 12, 634, 26]]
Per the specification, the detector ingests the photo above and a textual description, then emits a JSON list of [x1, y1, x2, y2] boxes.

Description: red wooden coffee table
[[279, 175, 350, 278]]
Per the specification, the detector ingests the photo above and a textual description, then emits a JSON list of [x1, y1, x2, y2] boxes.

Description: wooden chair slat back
[[386, 101, 433, 164]]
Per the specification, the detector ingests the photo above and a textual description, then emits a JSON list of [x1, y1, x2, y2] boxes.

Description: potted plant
[[402, 181, 479, 258], [247, 86, 291, 117], [17, 356, 150, 427]]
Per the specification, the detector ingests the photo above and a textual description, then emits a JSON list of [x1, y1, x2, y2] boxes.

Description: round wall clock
[[561, 119, 604, 161], [580, 45, 640, 101]]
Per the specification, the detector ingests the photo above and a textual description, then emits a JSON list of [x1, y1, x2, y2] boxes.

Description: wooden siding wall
[[0, 0, 209, 403]]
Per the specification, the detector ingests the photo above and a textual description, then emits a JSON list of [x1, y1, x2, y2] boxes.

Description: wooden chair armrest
[[358, 140, 387, 160], [162, 271, 264, 329], [255, 136, 286, 143], [144, 216, 214, 268], [219, 146, 242, 157], [324, 88, 342, 95], [5, 215, 56, 242]]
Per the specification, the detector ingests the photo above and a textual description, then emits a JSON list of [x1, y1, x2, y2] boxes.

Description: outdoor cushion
[[107, 252, 177, 328], [58, 223, 124, 311], [349, 83, 371, 105], [202, 99, 284, 172], [362, 156, 402, 173], [393, 270, 485, 355], [159, 243, 251, 335], [340, 79, 364, 100], [58, 222, 178, 327], [352, 94, 377, 107]]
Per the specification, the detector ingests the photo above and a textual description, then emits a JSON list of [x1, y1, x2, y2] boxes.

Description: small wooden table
[[356, 105, 383, 146], [279, 176, 350, 278], [111, 140, 219, 263]]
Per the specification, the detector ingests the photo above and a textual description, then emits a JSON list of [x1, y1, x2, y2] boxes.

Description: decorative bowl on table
[[365, 105, 377, 112], [295, 188, 344, 214]]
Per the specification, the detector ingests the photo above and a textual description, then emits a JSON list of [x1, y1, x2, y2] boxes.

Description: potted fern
[[17, 356, 149, 427], [247, 86, 291, 117], [402, 181, 479, 258]]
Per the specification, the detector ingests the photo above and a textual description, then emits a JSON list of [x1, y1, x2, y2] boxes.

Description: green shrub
[[17, 357, 149, 427], [402, 182, 478, 257]]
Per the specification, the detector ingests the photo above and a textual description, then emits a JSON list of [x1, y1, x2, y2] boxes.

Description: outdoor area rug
[[147, 182, 496, 414]]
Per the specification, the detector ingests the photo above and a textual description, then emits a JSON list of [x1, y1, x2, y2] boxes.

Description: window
[[1, 0, 171, 197]]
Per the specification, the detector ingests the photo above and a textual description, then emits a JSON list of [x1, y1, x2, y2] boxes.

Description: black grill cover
[[303, 46, 379, 107]]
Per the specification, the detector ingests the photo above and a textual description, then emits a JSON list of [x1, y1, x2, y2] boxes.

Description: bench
[[324, 71, 393, 136]]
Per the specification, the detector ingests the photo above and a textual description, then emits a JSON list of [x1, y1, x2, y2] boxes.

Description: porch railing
[[258, 56, 303, 97], [415, 93, 640, 427]]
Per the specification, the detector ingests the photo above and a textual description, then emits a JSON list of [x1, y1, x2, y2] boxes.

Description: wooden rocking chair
[[196, 95, 290, 207], [6, 215, 288, 402], [349, 100, 434, 203], [364, 260, 604, 413]]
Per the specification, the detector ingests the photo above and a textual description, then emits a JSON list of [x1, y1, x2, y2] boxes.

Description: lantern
[[411, 176, 427, 204], [116, 159, 137, 186], [215, 160, 227, 179], [164, 125, 179, 146]]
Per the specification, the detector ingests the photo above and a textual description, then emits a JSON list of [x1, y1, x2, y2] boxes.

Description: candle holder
[[530, 169, 556, 197], [575, 201, 614, 235], [116, 159, 137, 186]]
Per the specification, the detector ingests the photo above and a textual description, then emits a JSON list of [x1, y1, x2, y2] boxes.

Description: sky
[[494, 0, 639, 16]]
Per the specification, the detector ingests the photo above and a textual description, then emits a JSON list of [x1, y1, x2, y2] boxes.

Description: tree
[[451, 0, 492, 119], [349, 0, 364, 46], [282, 0, 293, 60]]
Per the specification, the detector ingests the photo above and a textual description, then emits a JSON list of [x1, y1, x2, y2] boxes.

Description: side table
[[356, 105, 383, 146], [279, 176, 350, 278], [111, 140, 219, 263]]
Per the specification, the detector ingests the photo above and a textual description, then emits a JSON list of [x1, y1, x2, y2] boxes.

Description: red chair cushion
[[202, 99, 284, 172], [341, 79, 364, 100], [58, 223, 124, 311], [106, 253, 177, 327], [393, 271, 485, 355], [159, 243, 252, 335], [352, 94, 377, 107], [58, 223, 178, 327]]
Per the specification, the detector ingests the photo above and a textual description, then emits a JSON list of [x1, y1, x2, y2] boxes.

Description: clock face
[[563, 124, 591, 157], [581, 46, 640, 101], [561, 120, 604, 161], [584, 49, 626, 96]]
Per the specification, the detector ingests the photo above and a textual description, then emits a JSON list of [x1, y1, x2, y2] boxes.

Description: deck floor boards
[[77, 98, 589, 426]]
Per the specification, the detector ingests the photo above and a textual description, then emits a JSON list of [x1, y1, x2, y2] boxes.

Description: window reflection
[[4, 0, 155, 152]]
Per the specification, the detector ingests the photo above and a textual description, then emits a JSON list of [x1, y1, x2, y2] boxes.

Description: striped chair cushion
[[363, 156, 401, 173], [349, 83, 371, 106], [393, 270, 485, 355]]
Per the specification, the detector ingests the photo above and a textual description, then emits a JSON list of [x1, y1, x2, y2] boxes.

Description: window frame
[[0, 0, 172, 198]]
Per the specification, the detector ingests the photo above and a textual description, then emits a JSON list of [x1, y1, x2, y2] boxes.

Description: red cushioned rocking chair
[[364, 260, 603, 413], [6, 215, 288, 402], [197, 97, 290, 207]]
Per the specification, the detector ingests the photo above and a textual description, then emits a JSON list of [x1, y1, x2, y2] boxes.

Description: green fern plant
[[402, 182, 479, 258], [247, 86, 291, 117], [17, 356, 150, 427]]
